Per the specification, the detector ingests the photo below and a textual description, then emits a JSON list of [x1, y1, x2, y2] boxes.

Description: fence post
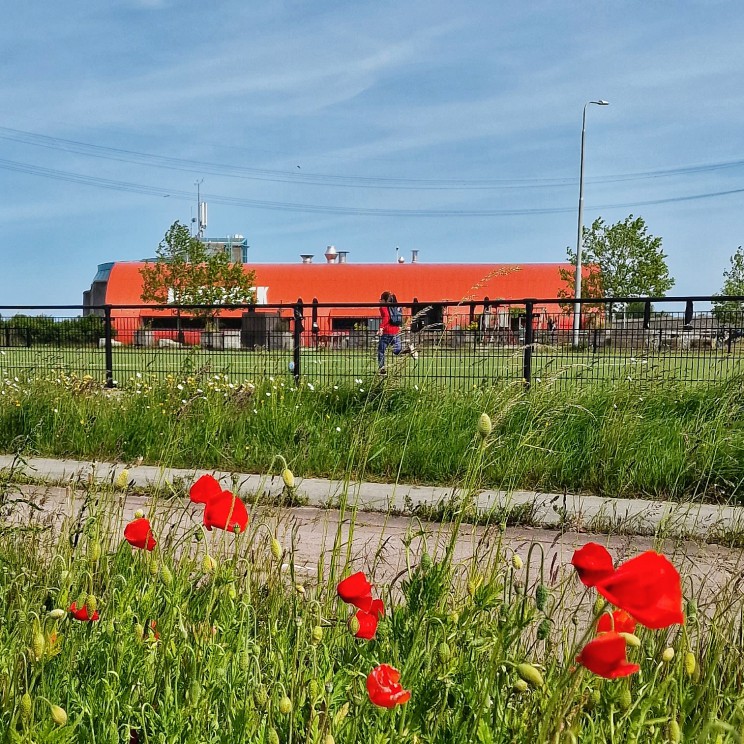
[[292, 299, 304, 383], [523, 300, 535, 388], [104, 305, 114, 388]]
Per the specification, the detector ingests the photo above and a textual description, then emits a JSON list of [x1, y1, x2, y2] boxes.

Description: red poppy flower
[[69, 601, 100, 622], [571, 543, 615, 587], [202, 490, 249, 533], [354, 609, 379, 639], [337, 572, 373, 612], [366, 664, 411, 708], [597, 609, 636, 635], [189, 474, 222, 504], [577, 632, 640, 679], [370, 598, 385, 618], [124, 518, 157, 551], [595, 551, 684, 630]]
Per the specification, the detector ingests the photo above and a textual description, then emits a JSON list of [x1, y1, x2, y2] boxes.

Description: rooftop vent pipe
[[324, 245, 338, 263], [337, 251, 349, 264], [300, 254, 314, 264], [411, 249, 419, 263]]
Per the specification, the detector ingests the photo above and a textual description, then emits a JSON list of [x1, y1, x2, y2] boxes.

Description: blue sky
[[1, 0, 743, 306]]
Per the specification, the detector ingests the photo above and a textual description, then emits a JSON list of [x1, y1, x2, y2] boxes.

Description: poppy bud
[[420, 552, 433, 572], [516, 663, 544, 688], [477, 413, 492, 438], [467, 577, 480, 597], [662, 647, 675, 663], [254, 686, 269, 709], [348, 615, 361, 636], [535, 584, 548, 611], [684, 651, 696, 677], [114, 470, 129, 490], [513, 679, 528, 693], [267, 728, 280, 744], [511, 554, 524, 571], [32, 631, 45, 660], [160, 565, 173, 586], [308, 679, 319, 700], [226, 583, 237, 600], [437, 641, 452, 664], [447, 611, 459, 625], [324, 736, 335, 744], [134, 509, 145, 519], [333, 702, 350, 726], [88, 541, 101, 562], [85, 594, 97, 613], [282, 468, 295, 489], [668, 719, 681, 743], [50, 704, 67, 726], [59, 570, 71, 586], [20, 692, 32, 722], [589, 689, 601, 708], [593, 597, 605, 616], [135, 623, 145, 641], [189, 680, 201, 704], [271, 538, 283, 561], [49, 608, 65, 620], [149, 560, 159, 578], [619, 632, 641, 648], [278, 696, 293, 715], [618, 687, 631, 711], [537, 618, 551, 641], [239, 647, 250, 672], [295, 584, 306, 595], [202, 555, 216, 573], [311, 625, 323, 644]]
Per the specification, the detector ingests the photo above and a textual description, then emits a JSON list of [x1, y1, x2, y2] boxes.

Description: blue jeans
[[377, 334, 401, 367]]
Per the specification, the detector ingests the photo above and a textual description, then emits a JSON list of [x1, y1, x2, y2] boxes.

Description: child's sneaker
[[379, 367, 387, 376]]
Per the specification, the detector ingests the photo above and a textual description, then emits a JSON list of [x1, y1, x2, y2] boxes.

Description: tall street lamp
[[572, 99, 609, 348]]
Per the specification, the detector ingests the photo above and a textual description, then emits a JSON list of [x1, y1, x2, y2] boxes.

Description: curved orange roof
[[105, 261, 576, 307]]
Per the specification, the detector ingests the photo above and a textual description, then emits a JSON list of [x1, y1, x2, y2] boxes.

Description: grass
[[2, 370, 744, 502], [1, 426, 743, 742], [2, 341, 744, 390]]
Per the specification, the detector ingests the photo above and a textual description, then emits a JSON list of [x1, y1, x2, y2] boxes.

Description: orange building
[[85, 258, 582, 345]]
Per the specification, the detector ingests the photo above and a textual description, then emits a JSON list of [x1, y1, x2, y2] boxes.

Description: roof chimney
[[300, 254, 314, 264], [324, 245, 338, 263], [411, 249, 419, 263], [337, 251, 349, 264]]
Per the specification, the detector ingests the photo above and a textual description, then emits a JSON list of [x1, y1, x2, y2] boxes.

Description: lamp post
[[572, 99, 609, 348]]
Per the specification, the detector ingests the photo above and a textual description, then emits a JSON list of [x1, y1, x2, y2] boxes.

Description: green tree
[[559, 215, 674, 316], [712, 246, 744, 324], [140, 222, 256, 339]]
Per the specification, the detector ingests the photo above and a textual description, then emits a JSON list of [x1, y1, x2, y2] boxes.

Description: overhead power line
[[0, 125, 743, 191], [1, 157, 743, 218]]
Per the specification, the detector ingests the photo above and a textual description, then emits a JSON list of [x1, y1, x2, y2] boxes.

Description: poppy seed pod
[[282, 468, 295, 489], [279, 696, 293, 715], [50, 704, 68, 726], [477, 413, 492, 438], [271, 538, 283, 561], [516, 663, 544, 688]]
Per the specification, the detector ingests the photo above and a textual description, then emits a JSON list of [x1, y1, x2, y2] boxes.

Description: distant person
[[480, 297, 494, 344], [377, 291, 417, 375]]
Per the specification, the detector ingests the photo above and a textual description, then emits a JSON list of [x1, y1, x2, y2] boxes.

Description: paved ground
[[4, 479, 743, 611]]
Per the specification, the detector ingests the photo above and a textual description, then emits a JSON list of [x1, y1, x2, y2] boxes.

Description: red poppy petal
[[124, 518, 157, 551], [354, 610, 379, 640], [202, 490, 249, 533], [571, 543, 615, 587], [577, 632, 639, 679], [337, 572, 373, 610], [370, 598, 385, 619], [596, 552, 684, 630], [189, 474, 222, 504]]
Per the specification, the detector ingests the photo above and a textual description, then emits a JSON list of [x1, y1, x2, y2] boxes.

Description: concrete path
[[2, 454, 744, 542]]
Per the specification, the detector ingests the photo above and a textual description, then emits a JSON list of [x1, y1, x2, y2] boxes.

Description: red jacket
[[379, 305, 399, 335]]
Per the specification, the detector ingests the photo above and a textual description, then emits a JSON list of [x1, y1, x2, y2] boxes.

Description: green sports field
[[2, 342, 744, 387]]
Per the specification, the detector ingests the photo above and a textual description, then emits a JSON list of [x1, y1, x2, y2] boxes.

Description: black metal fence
[[2, 296, 744, 389]]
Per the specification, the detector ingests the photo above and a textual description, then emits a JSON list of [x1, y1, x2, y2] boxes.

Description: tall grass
[[2, 372, 744, 501], [0, 426, 743, 742]]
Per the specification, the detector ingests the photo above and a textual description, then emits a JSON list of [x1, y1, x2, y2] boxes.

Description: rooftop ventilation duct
[[300, 254, 314, 264], [411, 249, 419, 263], [324, 245, 338, 263], [337, 251, 349, 264]]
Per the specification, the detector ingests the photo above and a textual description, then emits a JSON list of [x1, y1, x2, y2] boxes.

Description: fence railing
[[1, 296, 744, 389]]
